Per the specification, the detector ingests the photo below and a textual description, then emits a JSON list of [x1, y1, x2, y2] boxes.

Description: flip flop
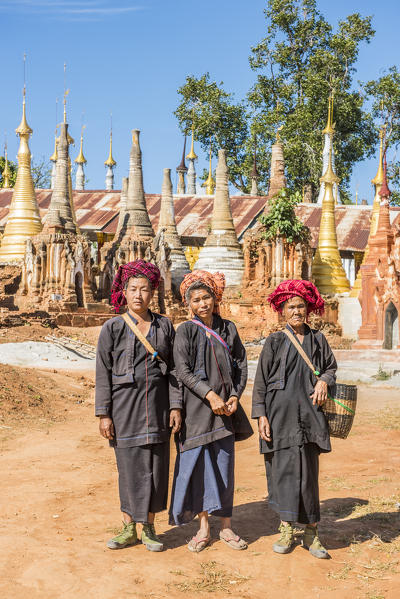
[[219, 531, 248, 550], [187, 535, 211, 553]]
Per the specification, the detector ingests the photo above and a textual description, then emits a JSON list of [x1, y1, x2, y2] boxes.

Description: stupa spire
[[186, 122, 197, 194], [123, 129, 154, 240], [115, 176, 129, 235], [312, 138, 350, 293], [317, 94, 339, 204], [105, 115, 117, 191], [250, 139, 259, 195], [202, 142, 215, 195], [176, 137, 187, 194], [2, 140, 11, 189], [74, 125, 87, 190], [194, 149, 244, 286], [0, 77, 42, 261]]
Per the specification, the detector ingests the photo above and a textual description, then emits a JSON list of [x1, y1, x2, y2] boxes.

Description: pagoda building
[[194, 149, 244, 286], [355, 151, 400, 349], [312, 138, 350, 294], [0, 89, 42, 262], [74, 126, 87, 190]]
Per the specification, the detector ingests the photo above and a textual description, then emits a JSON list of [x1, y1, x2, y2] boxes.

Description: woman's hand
[[311, 379, 328, 406], [225, 396, 238, 415], [206, 390, 230, 416], [258, 416, 272, 442], [169, 409, 182, 433], [99, 416, 114, 440]]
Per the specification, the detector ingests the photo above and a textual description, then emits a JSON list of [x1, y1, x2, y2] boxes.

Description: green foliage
[[0, 156, 17, 187], [174, 0, 390, 201], [259, 188, 310, 243]]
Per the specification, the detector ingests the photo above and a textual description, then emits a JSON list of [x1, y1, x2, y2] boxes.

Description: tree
[[363, 66, 400, 205], [259, 188, 310, 243], [0, 156, 17, 188], [175, 0, 379, 202], [0, 155, 51, 189]]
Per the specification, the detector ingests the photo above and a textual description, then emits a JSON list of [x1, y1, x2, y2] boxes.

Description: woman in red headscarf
[[252, 280, 337, 559], [169, 270, 252, 552], [95, 260, 181, 553]]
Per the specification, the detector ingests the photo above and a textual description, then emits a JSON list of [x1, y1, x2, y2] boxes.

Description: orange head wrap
[[180, 270, 226, 314]]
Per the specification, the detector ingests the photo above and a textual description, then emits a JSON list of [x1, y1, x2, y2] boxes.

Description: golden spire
[[2, 141, 11, 188], [186, 122, 198, 161], [312, 134, 350, 294], [371, 127, 384, 187], [322, 93, 335, 136], [0, 81, 42, 261], [203, 142, 215, 195], [50, 133, 58, 163], [75, 125, 87, 164], [104, 129, 116, 167]]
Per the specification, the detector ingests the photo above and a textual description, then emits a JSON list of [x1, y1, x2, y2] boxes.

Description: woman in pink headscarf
[[252, 280, 337, 559]]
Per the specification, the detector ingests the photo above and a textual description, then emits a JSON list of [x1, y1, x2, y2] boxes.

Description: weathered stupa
[[312, 139, 350, 293], [267, 130, 287, 199], [176, 138, 187, 194], [115, 177, 129, 236], [157, 168, 190, 293], [0, 90, 42, 262], [350, 127, 385, 297], [194, 149, 244, 286], [74, 126, 87, 190]]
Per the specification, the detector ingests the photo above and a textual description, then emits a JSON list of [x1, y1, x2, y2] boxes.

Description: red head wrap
[[267, 279, 324, 316], [110, 260, 160, 313], [180, 270, 226, 315]]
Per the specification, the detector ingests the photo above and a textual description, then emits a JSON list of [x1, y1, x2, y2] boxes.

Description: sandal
[[219, 531, 248, 550], [187, 535, 211, 553]]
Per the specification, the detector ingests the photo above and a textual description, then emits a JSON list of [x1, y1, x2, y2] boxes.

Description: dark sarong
[[114, 442, 169, 523], [169, 435, 234, 525], [264, 442, 320, 524]]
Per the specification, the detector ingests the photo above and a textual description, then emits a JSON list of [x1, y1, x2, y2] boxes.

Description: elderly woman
[[252, 280, 337, 559], [95, 260, 181, 552], [169, 271, 250, 552]]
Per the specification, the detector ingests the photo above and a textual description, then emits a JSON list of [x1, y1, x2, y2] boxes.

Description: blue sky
[[0, 0, 399, 202]]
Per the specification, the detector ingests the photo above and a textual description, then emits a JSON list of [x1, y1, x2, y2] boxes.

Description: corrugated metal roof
[[0, 188, 399, 252]]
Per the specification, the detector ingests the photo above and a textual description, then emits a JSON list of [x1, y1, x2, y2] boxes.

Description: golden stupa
[[0, 90, 42, 261], [312, 138, 350, 294], [202, 144, 215, 195], [350, 127, 385, 297]]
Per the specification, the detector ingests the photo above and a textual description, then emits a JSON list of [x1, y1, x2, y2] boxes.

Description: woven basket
[[323, 383, 357, 439]]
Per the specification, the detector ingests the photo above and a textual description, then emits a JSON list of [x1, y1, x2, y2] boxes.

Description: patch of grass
[[346, 496, 400, 522], [327, 563, 353, 580], [326, 476, 355, 491], [169, 560, 250, 593], [372, 365, 392, 381]]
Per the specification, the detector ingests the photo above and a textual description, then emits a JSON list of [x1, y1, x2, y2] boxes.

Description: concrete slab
[[0, 342, 95, 371]]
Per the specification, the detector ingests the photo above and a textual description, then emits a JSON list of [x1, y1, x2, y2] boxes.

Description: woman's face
[[282, 296, 307, 328], [189, 288, 215, 321], [124, 276, 153, 314]]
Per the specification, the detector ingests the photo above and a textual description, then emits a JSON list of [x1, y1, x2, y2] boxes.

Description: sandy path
[[1, 378, 400, 599]]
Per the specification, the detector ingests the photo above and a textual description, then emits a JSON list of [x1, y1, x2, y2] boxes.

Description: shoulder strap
[[283, 328, 320, 377], [121, 313, 161, 362], [190, 318, 231, 355]]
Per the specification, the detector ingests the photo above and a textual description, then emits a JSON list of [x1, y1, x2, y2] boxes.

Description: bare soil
[[0, 328, 399, 598]]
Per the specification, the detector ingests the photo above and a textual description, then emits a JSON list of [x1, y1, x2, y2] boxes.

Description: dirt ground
[[1, 346, 399, 599]]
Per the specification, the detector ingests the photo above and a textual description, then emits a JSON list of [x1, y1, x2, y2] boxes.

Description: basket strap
[[331, 397, 355, 414], [283, 329, 320, 375]]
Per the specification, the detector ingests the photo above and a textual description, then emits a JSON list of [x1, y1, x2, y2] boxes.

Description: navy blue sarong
[[169, 434, 234, 525]]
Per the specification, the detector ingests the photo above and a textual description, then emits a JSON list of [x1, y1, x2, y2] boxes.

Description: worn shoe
[[302, 525, 329, 559], [141, 523, 164, 552], [272, 522, 295, 554], [107, 521, 137, 549]]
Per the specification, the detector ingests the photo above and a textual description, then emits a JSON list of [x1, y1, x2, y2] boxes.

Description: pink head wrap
[[267, 279, 324, 316], [110, 260, 160, 313]]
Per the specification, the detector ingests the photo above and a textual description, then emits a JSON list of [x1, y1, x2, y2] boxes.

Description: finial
[[75, 125, 87, 164], [203, 140, 215, 195], [322, 93, 335, 136], [186, 121, 198, 161], [176, 136, 187, 172], [379, 143, 391, 200], [276, 125, 283, 142], [104, 113, 116, 167], [16, 54, 32, 137], [320, 134, 340, 186], [371, 126, 385, 187]]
